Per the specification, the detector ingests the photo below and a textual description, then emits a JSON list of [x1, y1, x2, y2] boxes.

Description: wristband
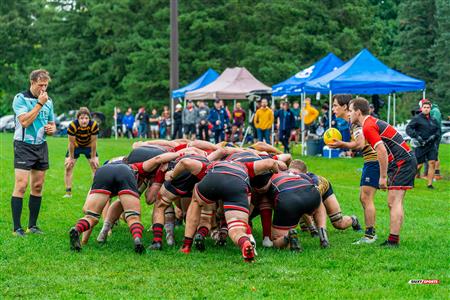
[[37, 102, 44, 107]]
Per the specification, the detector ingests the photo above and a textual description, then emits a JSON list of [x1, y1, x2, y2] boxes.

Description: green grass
[[0, 133, 448, 299]]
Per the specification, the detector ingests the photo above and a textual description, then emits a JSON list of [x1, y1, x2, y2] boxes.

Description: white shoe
[[352, 235, 378, 245], [262, 236, 273, 248], [63, 193, 72, 198], [249, 235, 258, 256]]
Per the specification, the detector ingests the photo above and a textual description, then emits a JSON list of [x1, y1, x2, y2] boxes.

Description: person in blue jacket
[[122, 107, 135, 138], [277, 100, 296, 153], [208, 99, 230, 143]]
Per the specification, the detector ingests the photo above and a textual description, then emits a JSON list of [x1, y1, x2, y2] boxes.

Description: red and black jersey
[[363, 116, 412, 163], [225, 151, 272, 188], [127, 145, 168, 164], [207, 161, 254, 185], [167, 154, 209, 193], [225, 151, 261, 163], [270, 171, 314, 195]]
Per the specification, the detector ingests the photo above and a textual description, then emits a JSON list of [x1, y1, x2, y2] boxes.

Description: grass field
[[0, 133, 448, 299]]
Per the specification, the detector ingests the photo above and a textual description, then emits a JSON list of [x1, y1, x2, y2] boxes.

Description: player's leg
[[164, 204, 176, 246], [180, 187, 204, 253], [28, 169, 46, 233], [119, 193, 145, 253], [149, 185, 177, 249], [193, 203, 216, 252], [354, 186, 377, 244], [324, 194, 360, 231], [12, 169, 30, 235], [97, 200, 124, 244], [225, 209, 255, 262], [64, 157, 77, 198], [313, 202, 330, 248], [382, 189, 406, 247]]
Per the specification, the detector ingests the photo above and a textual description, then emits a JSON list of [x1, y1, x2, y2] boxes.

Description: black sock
[[365, 227, 375, 236], [28, 194, 42, 228], [11, 196, 23, 231], [66, 188, 72, 193]]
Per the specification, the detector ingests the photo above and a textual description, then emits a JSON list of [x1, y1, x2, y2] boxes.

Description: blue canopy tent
[[272, 53, 344, 155], [172, 68, 219, 98], [304, 48, 425, 158], [272, 52, 344, 96]]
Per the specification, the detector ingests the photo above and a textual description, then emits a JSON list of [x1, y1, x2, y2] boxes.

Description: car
[[0, 115, 15, 132]]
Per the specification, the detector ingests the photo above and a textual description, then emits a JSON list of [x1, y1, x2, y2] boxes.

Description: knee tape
[[124, 210, 140, 220], [86, 210, 101, 220], [329, 212, 343, 223]]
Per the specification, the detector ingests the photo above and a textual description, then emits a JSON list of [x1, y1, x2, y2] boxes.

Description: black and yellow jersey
[[67, 119, 99, 147], [351, 123, 377, 162]]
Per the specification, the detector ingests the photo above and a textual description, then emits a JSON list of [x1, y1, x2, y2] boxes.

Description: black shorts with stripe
[[90, 163, 139, 197], [14, 140, 49, 171], [195, 173, 250, 214], [65, 147, 97, 159], [388, 156, 417, 190], [272, 185, 321, 229]]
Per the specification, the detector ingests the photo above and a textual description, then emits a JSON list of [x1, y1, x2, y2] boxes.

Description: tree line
[[1, 0, 448, 123]]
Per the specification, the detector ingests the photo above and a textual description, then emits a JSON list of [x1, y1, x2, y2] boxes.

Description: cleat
[[351, 215, 362, 232], [13, 228, 26, 237], [166, 233, 175, 246], [309, 226, 319, 238], [134, 237, 145, 254], [69, 228, 82, 251], [194, 233, 206, 252], [180, 245, 191, 254], [26, 226, 44, 234], [63, 193, 72, 198], [318, 228, 330, 249], [96, 229, 109, 244], [241, 240, 255, 262], [262, 236, 273, 248], [427, 185, 435, 189], [353, 234, 378, 245], [249, 235, 258, 256], [216, 230, 228, 247], [380, 240, 399, 248], [148, 241, 162, 251], [288, 229, 303, 252]]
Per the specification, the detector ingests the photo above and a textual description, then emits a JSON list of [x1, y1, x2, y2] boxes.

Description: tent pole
[[114, 106, 118, 140], [170, 98, 175, 138], [271, 96, 275, 145], [387, 94, 391, 124], [328, 91, 332, 159], [393, 93, 396, 127], [301, 92, 305, 156], [423, 89, 426, 99]]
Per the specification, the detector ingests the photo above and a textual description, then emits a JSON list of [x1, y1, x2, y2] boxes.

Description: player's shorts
[[127, 146, 166, 164], [184, 124, 196, 135], [415, 144, 438, 164], [163, 171, 196, 198], [272, 185, 321, 229], [195, 173, 250, 214], [65, 147, 97, 159], [316, 176, 334, 201], [388, 156, 417, 190], [360, 161, 380, 188], [90, 164, 139, 197], [14, 140, 49, 171]]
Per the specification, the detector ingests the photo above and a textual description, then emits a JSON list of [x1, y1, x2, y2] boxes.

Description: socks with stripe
[[152, 223, 164, 243], [182, 237, 193, 249], [75, 219, 91, 233], [260, 209, 272, 237], [197, 226, 209, 238], [28, 194, 42, 228], [365, 227, 376, 237], [238, 236, 250, 248], [11, 196, 23, 231], [130, 222, 144, 240], [388, 234, 399, 244]]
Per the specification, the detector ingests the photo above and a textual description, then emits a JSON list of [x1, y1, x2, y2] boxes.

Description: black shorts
[[415, 145, 438, 164], [388, 156, 417, 190], [90, 164, 139, 197], [65, 147, 97, 159], [127, 146, 166, 164], [14, 140, 49, 171], [184, 124, 196, 135], [272, 185, 321, 229], [196, 173, 250, 214], [163, 171, 195, 197]]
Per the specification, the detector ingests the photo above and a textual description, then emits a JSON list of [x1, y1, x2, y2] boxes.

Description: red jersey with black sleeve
[[164, 154, 209, 195], [225, 151, 261, 163], [207, 160, 255, 186], [270, 171, 314, 194], [362, 116, 412, 163]]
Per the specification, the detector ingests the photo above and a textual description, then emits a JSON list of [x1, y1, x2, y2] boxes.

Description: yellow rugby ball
[[323, 128, 342, 145]]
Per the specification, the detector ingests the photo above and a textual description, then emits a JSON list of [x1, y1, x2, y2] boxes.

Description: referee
[[11, 69, 56, 236]]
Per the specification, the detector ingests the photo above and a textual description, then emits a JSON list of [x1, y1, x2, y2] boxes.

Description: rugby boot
[[249, 234, 258, 256], [241, 240, 255, 263], [148, 241, 162, 250], [353, 234, 378, 245], [26, 226, 44, 234], [13, 228, 26, 237], [262, 236, 273, 248], [179, 245, 191, 254], [288, 229, 303, 252], [318, 227, 330, 248], [380, 240, 399, 248], [134, 237, 145, 254], [216, 229, 228, 247], [97, 228, 109, 244], [166, 232, 175, 246], [69, 227, 82, 251], [194, 233, 206, 252], [351, 215, 362, 232], [309, 225, 319, 238]]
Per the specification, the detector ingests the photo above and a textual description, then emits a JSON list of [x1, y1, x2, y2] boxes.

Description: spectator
[[123, 107, 135, 139], [277, 100, 296, 153], [182, 100, 197, 140], [160, 106, 171, 139], [149, 108, 159, 139], [232, 102, 246, 143], [208, 99, 230, 143], [302, 98, 319, 137], [406, 100, 440, 189], [254, 98, 274, 144], [430, 102, 442, 180], [196, 100, 210, 141], [113, 107, 124, 137], [291, 101, 301, 142], [172, 104, 183, 139], [320, 103, 330, 129], [369, 104, 379, 118], [136, 107, 149, 138]]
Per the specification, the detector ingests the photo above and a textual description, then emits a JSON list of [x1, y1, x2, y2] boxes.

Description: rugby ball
[[323, 128, 342, 145]]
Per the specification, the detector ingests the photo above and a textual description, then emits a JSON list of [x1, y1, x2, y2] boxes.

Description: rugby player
[[349, 98, 417, 247], [64, 107, 99, 198]]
